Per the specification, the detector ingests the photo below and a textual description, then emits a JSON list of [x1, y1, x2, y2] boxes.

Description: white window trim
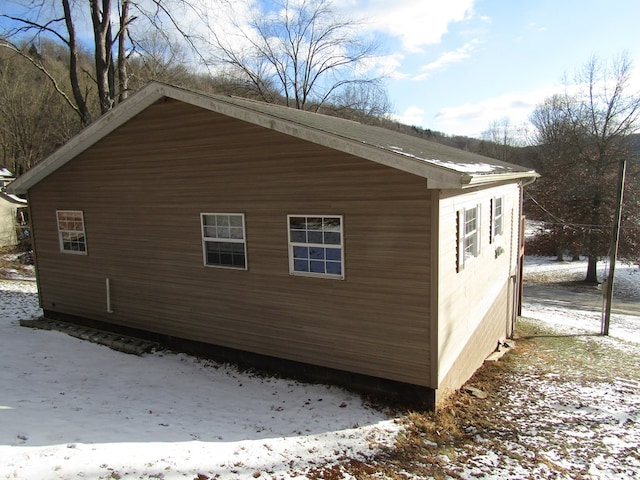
[[56, 210, 87, 255], [457, 205, 481, 272], [491, 196, 504, 243], [287, 214, 345, 280], [200, 213, 248, 270]]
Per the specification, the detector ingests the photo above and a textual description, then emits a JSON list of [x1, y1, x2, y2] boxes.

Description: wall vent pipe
[[106, 278, 114, 314]]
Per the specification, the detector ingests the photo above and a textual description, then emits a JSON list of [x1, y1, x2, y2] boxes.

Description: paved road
[[523, 283, 640, 317]]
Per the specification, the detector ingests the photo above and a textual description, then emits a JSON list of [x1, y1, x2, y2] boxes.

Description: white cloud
[[391, 105, 425, 126], [370, 53, 409, 79], [431, 86, 559, 137], [526, 21, 546, 32], [413, 40, 480, 80], [342, 0, 476, 53], [431, 61, 640, 137]]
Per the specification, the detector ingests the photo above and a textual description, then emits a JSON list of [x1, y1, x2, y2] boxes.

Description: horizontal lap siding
[[436, 280, 510, 402], [30, 99, 432, 386], [437, 184, 519, 393]]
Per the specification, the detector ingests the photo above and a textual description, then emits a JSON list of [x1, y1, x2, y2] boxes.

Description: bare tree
[[127, 28, 193, 87], [528, 53, 640, 283], [117, 0, 131, 102], [1, 0, 134, 124], [0, 45, 76, 175], [316, 81, 392, 124], [204, 0, 386, 112], [479, 118, 519, 162]]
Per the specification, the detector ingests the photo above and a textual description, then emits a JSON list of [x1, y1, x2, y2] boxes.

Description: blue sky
[[341, 0, 640, 137], [2, 0, 637, 139]]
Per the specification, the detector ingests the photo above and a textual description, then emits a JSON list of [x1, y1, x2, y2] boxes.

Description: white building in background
[[0, 167, 28, 247]]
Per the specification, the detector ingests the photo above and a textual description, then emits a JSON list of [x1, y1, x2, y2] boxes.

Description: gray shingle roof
[[218, 94, 532, 176]]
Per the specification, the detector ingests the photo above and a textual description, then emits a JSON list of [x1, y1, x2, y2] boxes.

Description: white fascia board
[[460, 171, 540, 188]]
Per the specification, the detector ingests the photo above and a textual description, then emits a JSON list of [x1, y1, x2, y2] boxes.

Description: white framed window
[[491, 197, 504, 242], [56, 210, 87, 254], [201, 213, 247, 269], [287, 215, 344, 279], [457, 205, 481, 271]]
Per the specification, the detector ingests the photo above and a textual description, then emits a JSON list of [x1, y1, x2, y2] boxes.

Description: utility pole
[[601, 157, 627, 336]]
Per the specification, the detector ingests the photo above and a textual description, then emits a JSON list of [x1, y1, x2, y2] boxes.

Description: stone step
[[19, 318, 158, 355], [485, 341, 515, 362]]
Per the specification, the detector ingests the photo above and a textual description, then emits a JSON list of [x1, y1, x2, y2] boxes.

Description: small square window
[[288, 215, 344, 279], [201, 213, 247, 270], [56, 210, 87, 254]]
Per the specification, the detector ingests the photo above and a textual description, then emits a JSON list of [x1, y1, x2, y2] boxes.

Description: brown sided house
[[9, 82, 538, 407]]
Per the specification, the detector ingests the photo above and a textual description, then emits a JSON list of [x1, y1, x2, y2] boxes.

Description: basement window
[[201, 213, 247, 269], [288, 215, 344, 279], [56, 210, 87, 254]]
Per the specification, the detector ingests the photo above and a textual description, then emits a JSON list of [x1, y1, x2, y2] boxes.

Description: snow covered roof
[[0, 191, 27, 205], [9, 82, 538, 195], [0, 166, 14, 178]]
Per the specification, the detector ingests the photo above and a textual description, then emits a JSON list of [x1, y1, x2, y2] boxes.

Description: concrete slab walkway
[[19, 317, 158, 355]]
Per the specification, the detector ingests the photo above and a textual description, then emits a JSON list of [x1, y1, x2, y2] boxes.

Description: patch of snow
[[523, 256, 640, 346], [2, 192, 27, 203], [426, 159, 501, 173], [0, 279, 400, 479], [525, 255, 640, 299], [385, 145, 504, 173]]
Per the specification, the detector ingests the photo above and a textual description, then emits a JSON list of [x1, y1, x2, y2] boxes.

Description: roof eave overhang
[[0, 192, 27, 204], [457, 171, 540, 189]]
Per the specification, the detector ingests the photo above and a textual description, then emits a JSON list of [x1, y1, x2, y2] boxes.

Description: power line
[[524, 191, 611, 230], [525, 191, 566, 224]]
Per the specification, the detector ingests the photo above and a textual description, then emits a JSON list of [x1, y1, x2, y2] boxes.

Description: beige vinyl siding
[[437, 183, 520, 392], [28, 99, 433, 386], [435, 280, 511, 401]]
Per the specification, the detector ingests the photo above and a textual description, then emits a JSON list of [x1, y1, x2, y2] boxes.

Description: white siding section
[[437, 183, 521, 392], [0, 197, 20, 247]]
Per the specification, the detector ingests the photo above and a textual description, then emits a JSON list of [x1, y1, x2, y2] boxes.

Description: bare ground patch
[[0, 247, 34, 280]]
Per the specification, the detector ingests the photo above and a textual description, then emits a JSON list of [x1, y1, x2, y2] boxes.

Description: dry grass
[[308, 345, 526, 479], [309, 318, 640, 479]]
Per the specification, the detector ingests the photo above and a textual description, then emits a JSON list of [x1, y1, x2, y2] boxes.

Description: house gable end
[[9, 82, 538, 195]]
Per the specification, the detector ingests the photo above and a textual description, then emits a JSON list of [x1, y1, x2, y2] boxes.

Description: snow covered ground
[[0, 256, 638, 479], [0, 278, 400, 479], [523, 256, 640, 343], [447, 257, 640, 480]]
